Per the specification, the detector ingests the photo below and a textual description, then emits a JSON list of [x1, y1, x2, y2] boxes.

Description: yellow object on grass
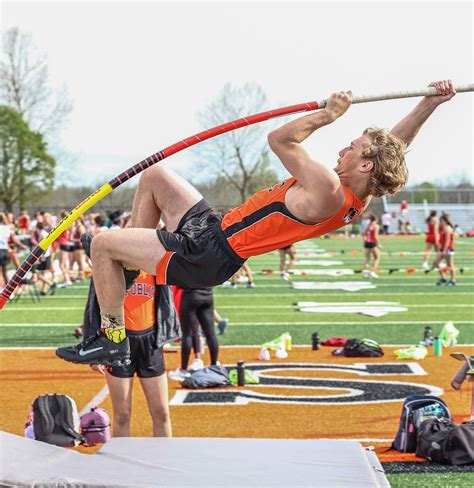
[[262, 332, 292, 351], [395, 345, 428, 360], [439, 321, 460, 347]]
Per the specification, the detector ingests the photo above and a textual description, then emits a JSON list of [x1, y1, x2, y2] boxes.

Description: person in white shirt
[[0, 213, 12, 288], [381, 212, 392, 234]]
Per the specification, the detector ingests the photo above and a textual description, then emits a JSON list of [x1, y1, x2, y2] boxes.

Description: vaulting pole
[[1, 83, 473, 309]]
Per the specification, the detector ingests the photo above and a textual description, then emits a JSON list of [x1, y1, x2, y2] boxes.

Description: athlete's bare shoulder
[[285, 178, 345, 224]]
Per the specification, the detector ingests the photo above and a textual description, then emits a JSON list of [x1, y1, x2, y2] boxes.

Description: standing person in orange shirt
[[82, 271, 178, 437], [56, 81, 457, 366]]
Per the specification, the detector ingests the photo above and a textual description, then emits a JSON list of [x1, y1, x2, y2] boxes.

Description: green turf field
[[1, 235, 473, 348], [1, 235, 473, 486]]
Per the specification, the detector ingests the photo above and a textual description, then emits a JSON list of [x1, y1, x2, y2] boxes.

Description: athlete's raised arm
[[267, 91, 353, 196], [390, 80, 456, 147]]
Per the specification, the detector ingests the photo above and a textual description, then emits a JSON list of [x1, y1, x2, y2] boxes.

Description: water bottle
[[433, 336, 442, 356], [237, 360, 245, 386], [312, 333, 320, 351]]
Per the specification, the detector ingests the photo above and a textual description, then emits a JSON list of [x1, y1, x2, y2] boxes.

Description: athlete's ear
[[359, 160, 374, 174]]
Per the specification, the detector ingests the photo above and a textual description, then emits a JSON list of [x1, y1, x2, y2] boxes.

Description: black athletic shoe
[[56, 332, 131, 367], [80, 232, 139, 291]]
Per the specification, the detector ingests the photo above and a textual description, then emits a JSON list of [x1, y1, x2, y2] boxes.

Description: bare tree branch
[[192, 82, 280, 203], [0, 28, 72, 136]]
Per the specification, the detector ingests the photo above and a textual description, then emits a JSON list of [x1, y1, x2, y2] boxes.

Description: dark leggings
[[179, 288, 219, 369]]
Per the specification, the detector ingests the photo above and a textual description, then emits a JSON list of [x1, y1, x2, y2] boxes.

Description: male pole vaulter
[[57, 80, 456, 366]]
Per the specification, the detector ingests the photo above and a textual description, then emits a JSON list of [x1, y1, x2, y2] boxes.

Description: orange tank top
[[220, 177, 365, 259], [124, 272, 156, 332]]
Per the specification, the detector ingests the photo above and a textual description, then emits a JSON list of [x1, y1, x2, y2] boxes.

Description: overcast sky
[[2, 0, 473, 190]]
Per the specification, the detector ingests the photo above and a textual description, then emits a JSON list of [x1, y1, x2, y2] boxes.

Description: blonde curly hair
[[362, 127, 408, 197]]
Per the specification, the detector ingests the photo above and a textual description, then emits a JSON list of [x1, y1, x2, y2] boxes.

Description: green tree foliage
[[0, 106, 55, 211], [413, 181, 438, 204]]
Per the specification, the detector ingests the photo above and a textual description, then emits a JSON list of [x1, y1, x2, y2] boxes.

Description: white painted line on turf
[[3, 320, 474, 328], [79, 384, 109, 416], [4, 303, 473, 312], [30, 291, 474, 298], [0, 323, 78, 327]]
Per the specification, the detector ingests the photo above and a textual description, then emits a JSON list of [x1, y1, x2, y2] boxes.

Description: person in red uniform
[[362, 215, 381, 279], [17, 210, 30, 236], [433, 213, 456, 286], [422, 210, 439, 271], [56, 80, 457, 365]]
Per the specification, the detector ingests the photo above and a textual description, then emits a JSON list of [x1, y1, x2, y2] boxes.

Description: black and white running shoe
[[56, 332, 131, 367]]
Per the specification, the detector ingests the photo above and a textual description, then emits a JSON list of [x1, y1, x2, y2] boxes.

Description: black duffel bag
[[417, 418, 474, 465]]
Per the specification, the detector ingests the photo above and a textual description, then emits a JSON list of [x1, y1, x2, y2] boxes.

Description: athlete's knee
[[150, 405, 170, 425], [90, 231, 116, 259], [138, 164, 168, 190], [114, 408, 131, 426]]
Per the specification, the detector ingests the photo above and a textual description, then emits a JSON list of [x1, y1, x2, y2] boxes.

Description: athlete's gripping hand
[[426, 80, 456, 106], [324, 90, 353, 122]]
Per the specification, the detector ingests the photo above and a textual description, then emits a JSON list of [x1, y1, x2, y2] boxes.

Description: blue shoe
[[217, 319, 228, 335], [436, 279, 447, 286], [447, 281, 457, 286]]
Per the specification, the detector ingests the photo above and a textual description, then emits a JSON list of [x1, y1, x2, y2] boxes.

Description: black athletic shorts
[[155, 199, 245, 288], [0, 249, 10, 267], [59, 243, 75, 252], [37, 256, 52, 271], [364, 242, 377, 249], [107, 328, 165, 378]]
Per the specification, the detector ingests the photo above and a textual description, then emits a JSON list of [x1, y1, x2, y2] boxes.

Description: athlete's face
[[334, 135, 371, 180]]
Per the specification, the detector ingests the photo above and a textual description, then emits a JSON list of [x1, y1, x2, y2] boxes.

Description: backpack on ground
[[182, 365, 230, 389], [417, 418, 474, 465], [333, 338, 384, 357], [26, 394, 84, 447], [80, 406, 111, 445], [392, 395, 451, 453]]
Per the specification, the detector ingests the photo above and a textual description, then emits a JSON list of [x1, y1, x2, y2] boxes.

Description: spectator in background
[[18, 210, 31, 234], [0, 213, 11, 289], [17, 210, 30, 235], [363, 214, 381, 279], [70, 218, 86, 282], [433, 213, 456, 286], [108, 209, 130, 230], [381, 211, 392, 235], [169, 285, 221, 381], [454, 224, 464, 237], [32, 221, 57, 295], [213, 309, 228, 335], [57, 211, 74, 287], [398, 200, 410, 234], [422, 210, 439, 271], [359, 211, 372, 236], [279, 244, 297, 280], [7, 217, 28, 270], [227, 262, 255, 288]]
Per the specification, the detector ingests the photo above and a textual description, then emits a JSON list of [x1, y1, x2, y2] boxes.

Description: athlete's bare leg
[[91, 166, 203, 313]]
